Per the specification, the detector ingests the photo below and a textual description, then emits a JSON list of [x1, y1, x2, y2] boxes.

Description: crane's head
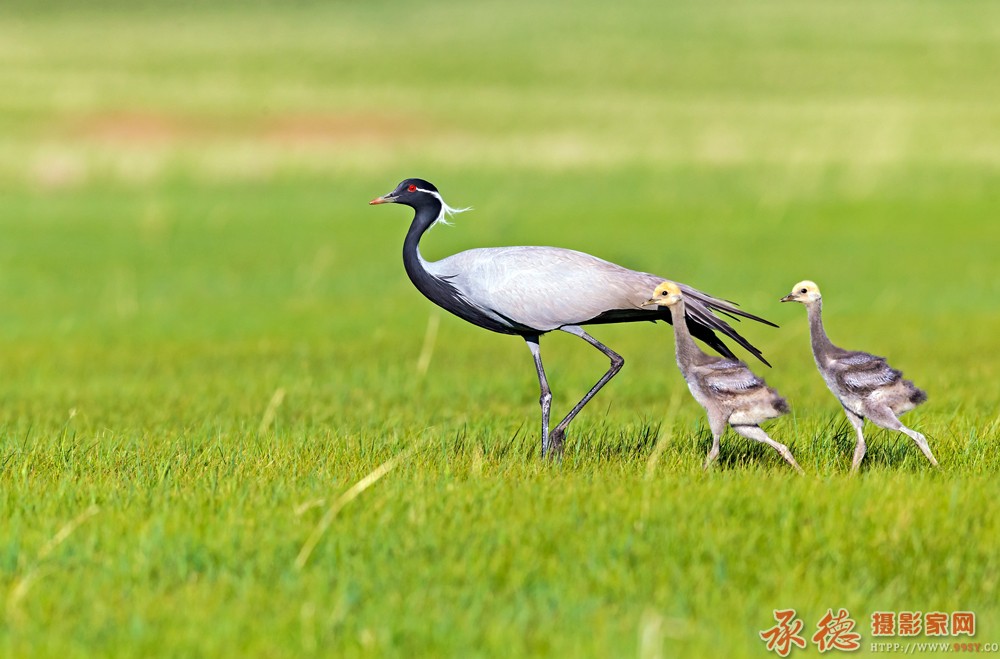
[[369, 178, 470, 227], [781, 280, 821, 304], [369, 178, 439, 207], [645, 281, 683, 307]]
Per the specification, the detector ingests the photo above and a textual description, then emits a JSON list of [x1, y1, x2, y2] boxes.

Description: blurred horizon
[[3, 0, 1000, 190]]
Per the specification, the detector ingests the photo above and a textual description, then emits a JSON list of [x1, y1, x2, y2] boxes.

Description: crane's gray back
[[425, 246, 664, 331]]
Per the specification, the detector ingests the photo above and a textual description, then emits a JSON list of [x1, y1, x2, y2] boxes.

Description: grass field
[[2, 1, 999, 657]]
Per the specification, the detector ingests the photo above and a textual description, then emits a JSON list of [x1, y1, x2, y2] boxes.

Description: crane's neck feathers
[[403, 190, 469, 268], [401, 192, 521, 336], [417, 188, 471, 229]]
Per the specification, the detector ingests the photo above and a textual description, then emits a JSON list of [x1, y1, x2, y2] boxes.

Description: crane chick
[[647, 282, 803, 473], [781, 280, 939, 471]]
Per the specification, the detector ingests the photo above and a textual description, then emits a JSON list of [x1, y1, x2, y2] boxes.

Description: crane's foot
[[544, 428, 566, 460]]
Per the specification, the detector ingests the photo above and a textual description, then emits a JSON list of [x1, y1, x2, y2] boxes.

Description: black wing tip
[[742, 340, 772, 367], [713, 323, 772, 367], [730, 341, 771, 367], [687, 291, 780, 328], [735, 310, 779, 328], [726, 313, 781, 329], [687, 319, 772, 367]]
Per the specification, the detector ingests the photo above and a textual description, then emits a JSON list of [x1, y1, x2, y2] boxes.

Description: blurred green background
[[1, 1, 998, 657]]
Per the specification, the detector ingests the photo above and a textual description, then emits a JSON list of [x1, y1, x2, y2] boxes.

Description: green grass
[[2, 1, 1000, 657]]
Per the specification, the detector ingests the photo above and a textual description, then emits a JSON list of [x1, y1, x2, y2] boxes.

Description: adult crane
[[370, 178, 776, 457]]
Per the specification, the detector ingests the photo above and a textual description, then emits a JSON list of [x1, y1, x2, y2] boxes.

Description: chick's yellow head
[[781, 280, 822, 303], [646, 281, 683, 307]]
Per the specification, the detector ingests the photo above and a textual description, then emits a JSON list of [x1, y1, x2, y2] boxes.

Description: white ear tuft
[[418, 187, 471, 228], [437, 201, 471, 226]]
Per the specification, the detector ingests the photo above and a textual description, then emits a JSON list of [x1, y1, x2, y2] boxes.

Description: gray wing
[[702, 360, 766, 395], [428, 246, 774, 364], [835, 352, 901, 394], [427, 246, 659, 331]]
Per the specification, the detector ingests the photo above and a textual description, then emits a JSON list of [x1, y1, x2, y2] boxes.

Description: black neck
[[400, 199, 522, 336], [402, 198, 442, 288]]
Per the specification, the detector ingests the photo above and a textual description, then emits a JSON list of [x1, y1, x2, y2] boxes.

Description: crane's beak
[[779, 294, 796, 303], [369, 194, 397, 205]]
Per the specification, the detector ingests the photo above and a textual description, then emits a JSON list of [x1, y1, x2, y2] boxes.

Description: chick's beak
[[780, 294, 796, 303], [369, 194, 397, 205], [644, 297, 661, 307]]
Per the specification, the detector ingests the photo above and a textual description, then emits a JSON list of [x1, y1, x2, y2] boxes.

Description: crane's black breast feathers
[[423, 274, 533, 335]]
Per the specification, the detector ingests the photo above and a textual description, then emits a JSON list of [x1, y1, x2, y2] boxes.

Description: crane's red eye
[[407, 184, 417, 192]]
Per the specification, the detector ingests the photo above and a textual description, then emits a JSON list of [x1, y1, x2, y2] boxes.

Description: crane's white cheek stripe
[[417, 188, 471, 228]]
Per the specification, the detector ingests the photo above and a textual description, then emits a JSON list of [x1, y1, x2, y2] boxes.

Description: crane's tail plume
[[678, 285, 775, 367], [679, 285, 778, 328], [582, 284, 774, 365]]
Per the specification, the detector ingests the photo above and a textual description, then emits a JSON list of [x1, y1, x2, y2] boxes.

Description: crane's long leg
[[546, 325, 624, 457], [842, 406, 867, 472], [863, 403, 940, 468], [524, 335, 553, 457], [731, 424, 804, 474]]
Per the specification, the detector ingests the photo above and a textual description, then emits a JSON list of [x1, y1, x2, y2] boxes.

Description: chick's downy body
[[782, 280, 938, 470], [649, 282, 803, 473]]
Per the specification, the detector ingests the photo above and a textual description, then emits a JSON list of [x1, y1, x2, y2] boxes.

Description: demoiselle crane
[[370, 178, 777, 457], [781, 280, 939, 470], [647, 282, 803, 472]]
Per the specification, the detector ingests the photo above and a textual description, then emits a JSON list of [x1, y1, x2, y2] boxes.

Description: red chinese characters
[[812, 608, 862, 653], [763, 608, 979, 655], [871, 611, 895, 637], [925, 611, 949, 636], [760, 609, 808, 657], [953, 612, 976, 636], [898, 611, 922, 636]]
